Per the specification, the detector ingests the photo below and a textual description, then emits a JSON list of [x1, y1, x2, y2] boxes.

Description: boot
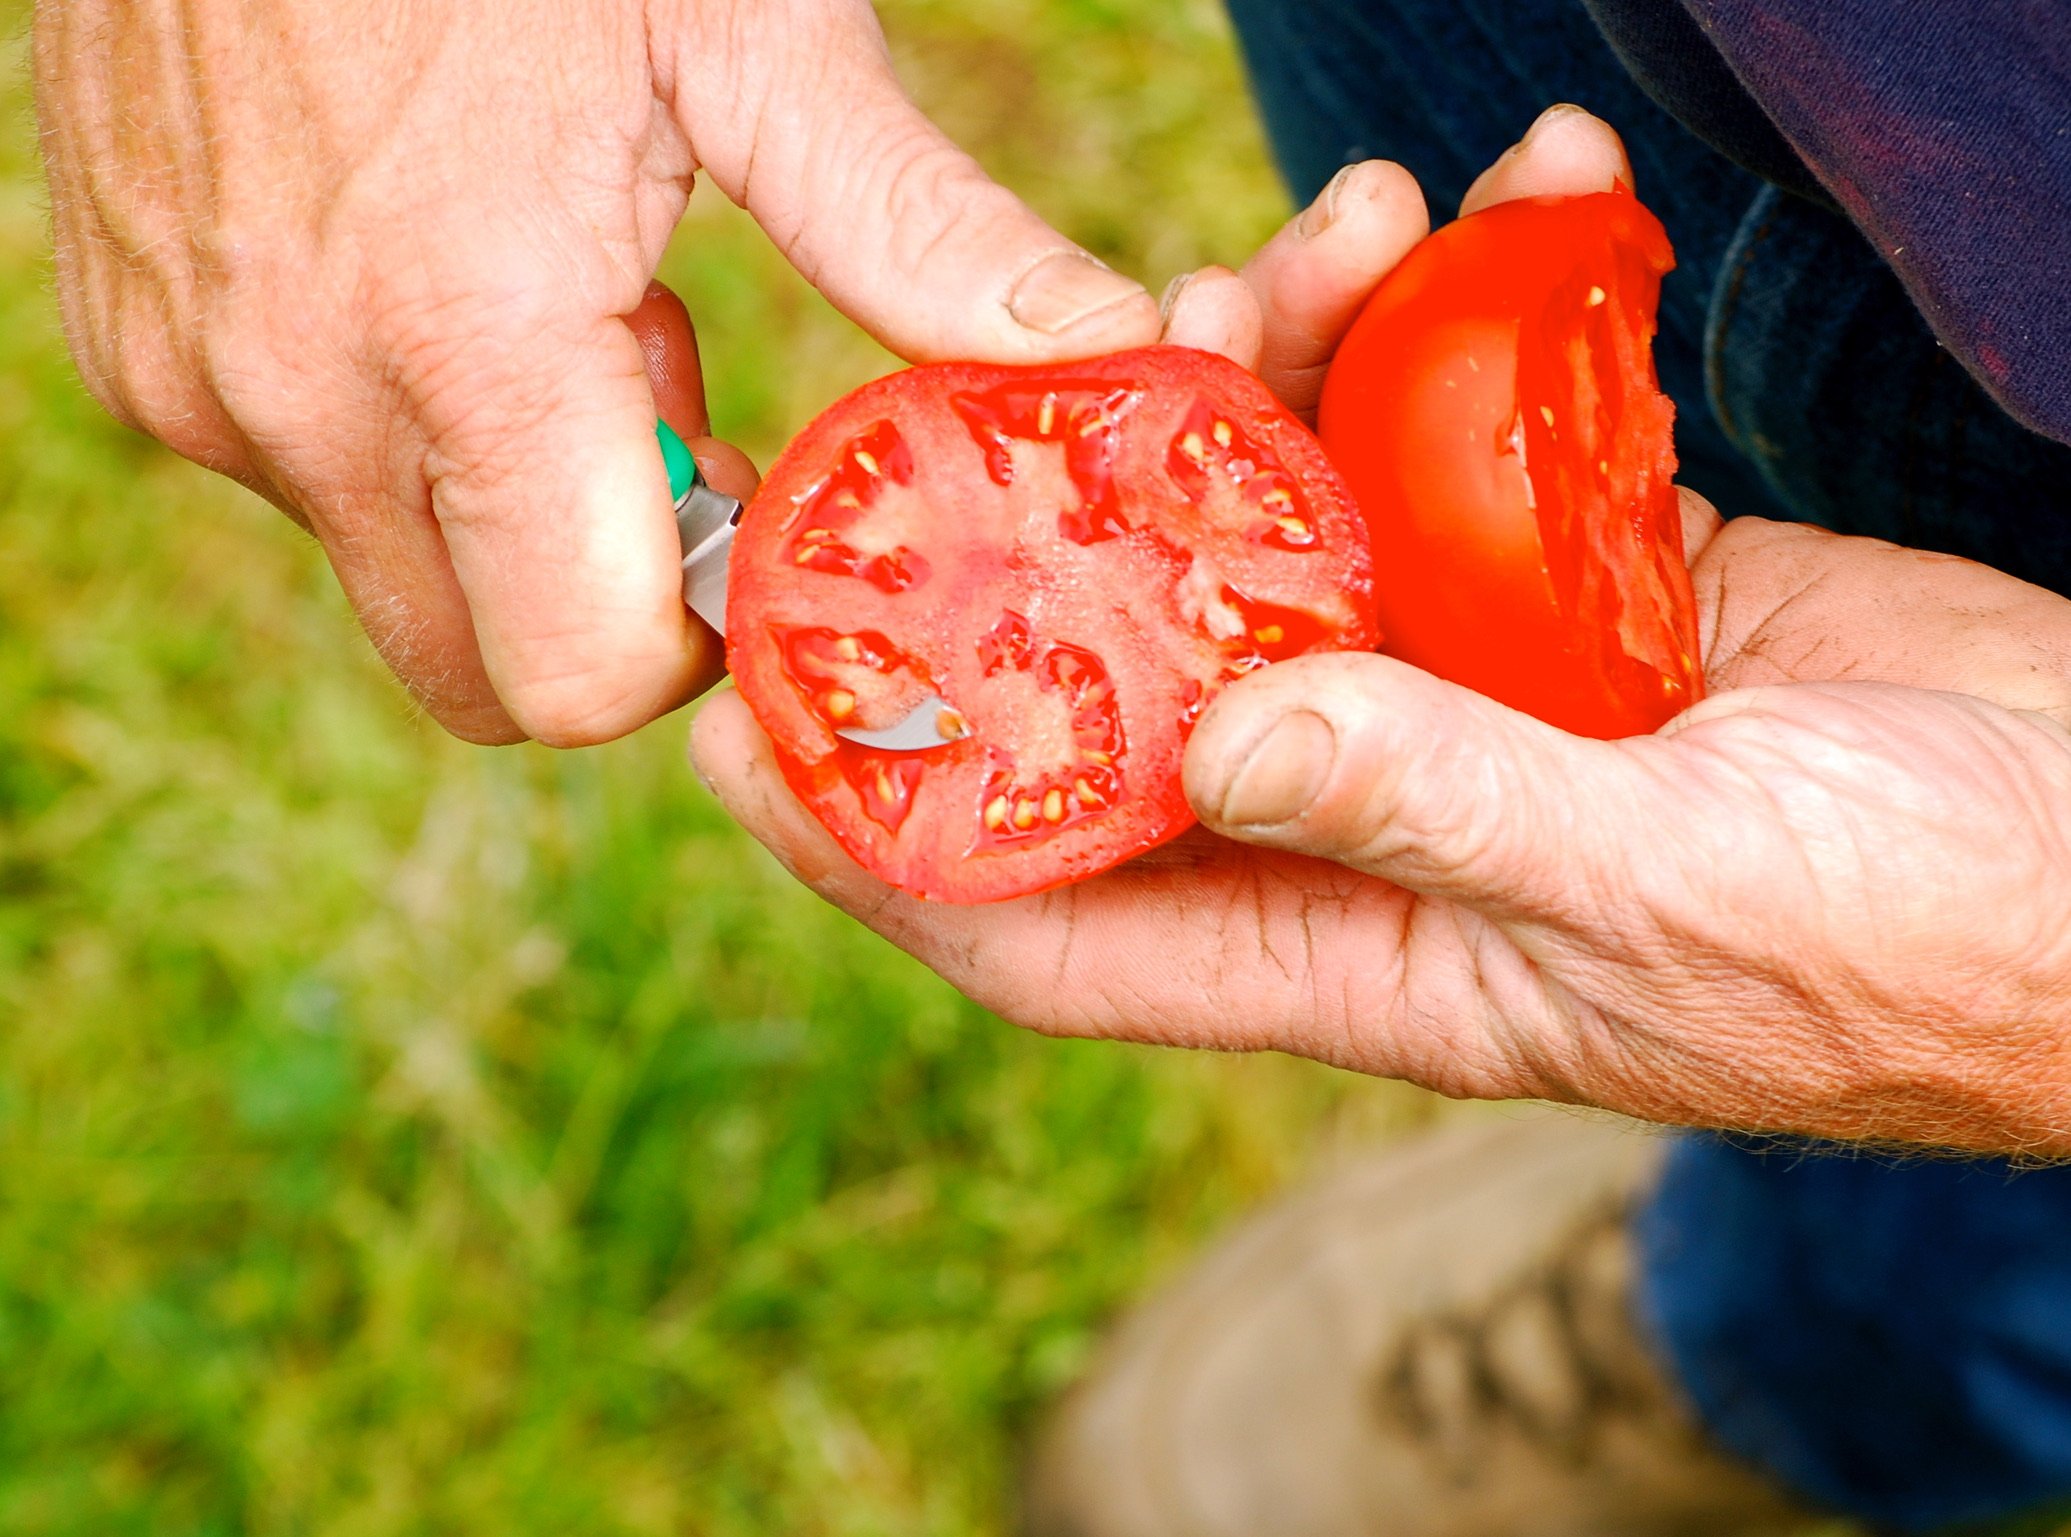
[[1022, 1107, 1816, 1537]]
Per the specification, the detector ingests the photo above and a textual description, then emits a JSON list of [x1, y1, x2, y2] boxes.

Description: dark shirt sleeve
[[1674, 0, 2071, 446]]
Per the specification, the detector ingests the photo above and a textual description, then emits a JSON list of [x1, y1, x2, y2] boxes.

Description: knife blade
[[659, 421, 970, 753]]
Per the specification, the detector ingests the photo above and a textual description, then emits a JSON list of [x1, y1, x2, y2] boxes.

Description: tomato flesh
[[1318, 189, 1702, 738], [728, 347, 1379, 903]]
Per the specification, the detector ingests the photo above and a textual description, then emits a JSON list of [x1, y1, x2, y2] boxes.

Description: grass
[[0, 4, 1443, 1533]]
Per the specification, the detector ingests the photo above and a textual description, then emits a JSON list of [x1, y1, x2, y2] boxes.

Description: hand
[[693, 107, 2071, 1156], [34, 0, 1159, 744]]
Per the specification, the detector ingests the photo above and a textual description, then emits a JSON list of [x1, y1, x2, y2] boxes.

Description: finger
[[682, 435, 759, 505], [687, 691, 1438, 1063], [1238, 159, 1430, 420], [673, 1, 1160, 365], [1158, 266, 1264, 370], [273, 280, 731, 748], [402, 290, 710, 747], [1183, 651, 1660, 928], [626, 278, 761, 667], [626, 279, 709, 437], [691, 691, 895, 905], [332, 525, 525, 741], [295, 469, 525, 745], [225, 363, 524, 742], [1678, 484, 1724, 565], [1460, 104, 1634, 215]]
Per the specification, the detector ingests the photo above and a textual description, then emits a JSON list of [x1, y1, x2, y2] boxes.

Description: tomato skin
[[729, 347, 1379, 903], [1318, 189, 1703, 739]]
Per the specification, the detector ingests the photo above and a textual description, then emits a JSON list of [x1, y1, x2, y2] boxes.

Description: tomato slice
[[1318, 189, 1703, 739], [728, 347, 1379, 903]]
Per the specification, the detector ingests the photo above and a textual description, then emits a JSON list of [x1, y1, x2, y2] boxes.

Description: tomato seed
[[1075, 778, 1100, 807], [834, 636, 862, 661], [854, 450, 880, 476], [1587, 285, 1607, 307], [1539, 406, 1557, 429], [1254, 624, 1284, 645], [1212, 419, 1234, 448], [1013, 799, 1039, 831], [824, 689, 857, 720], [1042, 789, 1065, 823], [985, 796, 1009, 831]]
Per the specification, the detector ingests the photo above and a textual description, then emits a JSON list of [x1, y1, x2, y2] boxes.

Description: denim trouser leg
[[1223, 0, 1785, 521], [1224, 0, 2071, 592], [1636, 1141, 2071, 1533], [1224, 0, 2071, 1528]]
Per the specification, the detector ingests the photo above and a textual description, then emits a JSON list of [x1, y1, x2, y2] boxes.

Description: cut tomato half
[[728, 347, 1380, 903], [1319, 189, 1703, 738]]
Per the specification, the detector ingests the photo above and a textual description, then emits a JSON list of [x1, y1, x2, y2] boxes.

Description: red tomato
[[728, 347, 1379, 903], [1318, 189, 1703, 738]]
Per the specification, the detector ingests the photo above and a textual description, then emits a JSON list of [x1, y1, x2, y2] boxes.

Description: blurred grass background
[[0, 3, 1444, 1532]]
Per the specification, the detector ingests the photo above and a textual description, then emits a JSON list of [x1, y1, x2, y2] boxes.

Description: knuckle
[[65, 286, 263, 474], [50, 289, 148, 437], [366, 254, 558, 373], [197, 316, 311, 430], [427, 698, 529, 747], [119, 380, 213, 459], [370, 293, 572, 487], [353, 593, 524, 746], [498, 659, 671, 749], [46, 222, 245, 464], [72, 352, 143, 434], [49, 297, 136, 435], [107, 353, 237, 468]]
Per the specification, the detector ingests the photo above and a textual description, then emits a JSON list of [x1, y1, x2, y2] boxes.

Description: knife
[[658, 421, 970, 753]]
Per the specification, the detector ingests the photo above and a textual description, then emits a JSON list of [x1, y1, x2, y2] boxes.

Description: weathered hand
[[35, 0, 1158, 744], [692, 109, 2071, 1155]]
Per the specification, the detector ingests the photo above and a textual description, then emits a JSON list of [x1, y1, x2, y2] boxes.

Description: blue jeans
[[1223, 0, 2071, 1529]]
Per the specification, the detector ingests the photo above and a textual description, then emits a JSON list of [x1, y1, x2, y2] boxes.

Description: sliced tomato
[[728, 347, 1379, 903], [1318, 188, 1703, 738]]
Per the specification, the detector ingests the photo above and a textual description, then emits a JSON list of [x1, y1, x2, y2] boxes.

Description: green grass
[[0, 5, 1441, 1533]]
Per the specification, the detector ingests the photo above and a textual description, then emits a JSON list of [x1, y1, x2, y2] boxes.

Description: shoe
[[1020, 1106, 1814, 1537]]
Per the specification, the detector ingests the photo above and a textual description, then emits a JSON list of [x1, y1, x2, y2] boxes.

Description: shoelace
[[1371, 1206, 1679, 1475]]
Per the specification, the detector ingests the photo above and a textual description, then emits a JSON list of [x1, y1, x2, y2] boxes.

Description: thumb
[[1183, 653, 1660, 924], [402, 288, 707, 748], [673, 1, 1161, 363], [1459, 103, 1633, 214]]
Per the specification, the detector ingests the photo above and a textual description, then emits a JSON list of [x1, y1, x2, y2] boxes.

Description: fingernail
[[1521, 102, 1588, 149], [1158, 271, 1194, 328], [1008, 250, 1153, 336], [1212, 709, 1337, 827], [1297, 164, 1359, 241]]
